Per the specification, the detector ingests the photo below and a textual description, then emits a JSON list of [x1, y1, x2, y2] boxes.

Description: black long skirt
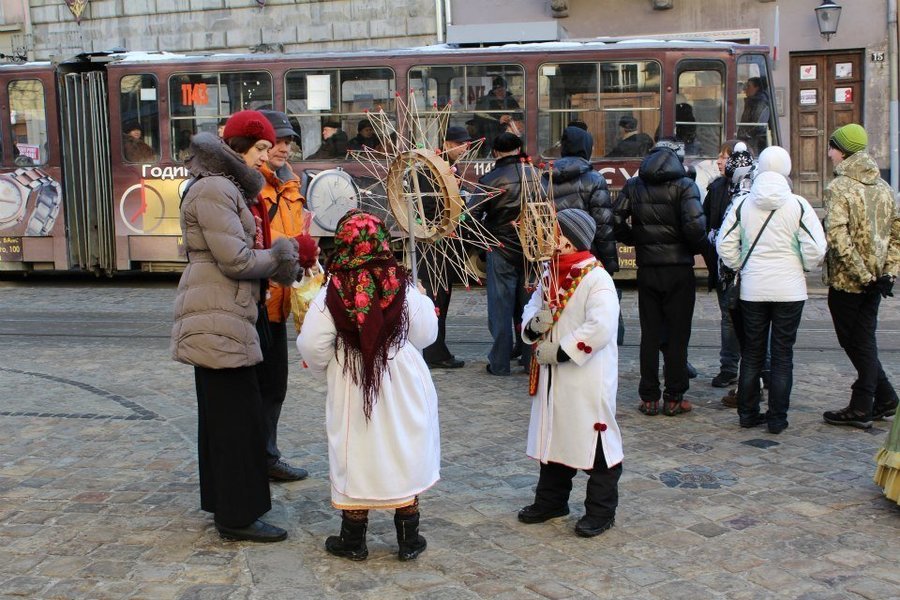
[[195, 365, 271, 528]]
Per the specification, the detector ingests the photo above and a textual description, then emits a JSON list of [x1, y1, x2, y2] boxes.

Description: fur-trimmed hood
[[185, 132, 265, 201]]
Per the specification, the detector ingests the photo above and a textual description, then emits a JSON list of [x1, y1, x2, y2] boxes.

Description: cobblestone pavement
[[0, 276, 898, 599]]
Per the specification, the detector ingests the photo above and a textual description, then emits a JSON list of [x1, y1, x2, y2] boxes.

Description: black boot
[[394, 512, 427, 561], [325, 516, 368, 561]]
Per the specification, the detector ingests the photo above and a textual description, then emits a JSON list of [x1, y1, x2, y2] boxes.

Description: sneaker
[[268, 459, 309, 482], [873, 401, 898, 420], [711, 372, 738, 388], [574, 515, 615, 538], [517, 503, 570, 524], [823, 407, 873, 429], [721, 389, 738, 408]]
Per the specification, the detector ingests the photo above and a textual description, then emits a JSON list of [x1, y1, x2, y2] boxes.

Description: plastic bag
[[291, 261, 325, 334]]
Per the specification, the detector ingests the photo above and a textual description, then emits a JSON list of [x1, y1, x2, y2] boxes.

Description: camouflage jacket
[[823, 151, 900, 293]]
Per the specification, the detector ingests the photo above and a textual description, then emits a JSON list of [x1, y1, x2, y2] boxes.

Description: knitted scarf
[[325, 211, 409, 420], [550, 250, 594, 305]]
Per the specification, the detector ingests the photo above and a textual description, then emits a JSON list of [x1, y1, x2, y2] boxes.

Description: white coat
[[521, 259, 623, 470], [297, 284, 440, 508]]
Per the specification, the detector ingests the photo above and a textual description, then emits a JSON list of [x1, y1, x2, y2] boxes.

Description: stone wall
[[23, 0, 438, 60]]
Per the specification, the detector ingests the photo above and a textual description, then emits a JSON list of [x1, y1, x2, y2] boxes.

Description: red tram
[[0, 40, 778, 275]]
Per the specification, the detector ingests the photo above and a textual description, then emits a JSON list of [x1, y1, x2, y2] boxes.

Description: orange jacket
[[259, 162, 306, 323]]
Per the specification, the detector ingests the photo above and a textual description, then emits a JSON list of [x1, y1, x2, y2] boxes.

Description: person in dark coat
[[473, 132, 543, 375], [613, 139, 707, 417], [347, 119, 383, 153], [307, 120, 349, 159], [606, 116, 653, 158], [543, 125, 623, 344]]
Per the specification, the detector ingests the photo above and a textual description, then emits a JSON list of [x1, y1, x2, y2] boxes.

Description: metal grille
[[59, 71, 114, 274]]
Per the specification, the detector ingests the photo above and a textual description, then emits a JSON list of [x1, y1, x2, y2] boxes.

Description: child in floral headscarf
[[296, 210, 440, 562]]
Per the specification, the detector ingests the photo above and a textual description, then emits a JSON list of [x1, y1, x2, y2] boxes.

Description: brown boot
[[721, 389, 738, 408]]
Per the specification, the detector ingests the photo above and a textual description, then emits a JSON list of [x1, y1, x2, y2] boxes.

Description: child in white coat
[[297, 210, 440, 561], [518, 208, 623, 537]]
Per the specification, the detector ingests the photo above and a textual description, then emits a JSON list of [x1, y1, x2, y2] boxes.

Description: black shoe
[[517, 503, 569, 524], [574, 515, 615, 538], [711, 372, 737, 388], [427, 357, 465, 369], [215, 519, 287, 543], [687, 361, 698, 379], [873, 401, 898, 420], [823, 406, 873, 429], [768, 422, 789, 435], [325, 517, 368, 561], [739, 414, 767, 428], [486, 364, 509, 376], [268, 459, 309, 482]]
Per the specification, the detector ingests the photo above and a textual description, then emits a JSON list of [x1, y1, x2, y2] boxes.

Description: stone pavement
[[0, 277, 898, 600]]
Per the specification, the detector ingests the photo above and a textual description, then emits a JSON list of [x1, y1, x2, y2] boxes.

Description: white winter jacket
[[717, 171, 826, 302]]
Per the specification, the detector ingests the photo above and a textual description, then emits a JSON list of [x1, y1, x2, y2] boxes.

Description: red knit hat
[[222, 110, 276, 146]]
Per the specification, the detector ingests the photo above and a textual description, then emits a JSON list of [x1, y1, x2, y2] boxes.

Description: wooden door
[[790, 51, 863, 207]]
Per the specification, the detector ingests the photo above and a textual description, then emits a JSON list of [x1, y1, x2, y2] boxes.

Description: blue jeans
[[737, 300, 804, 429], [487, 251, 529, 374], [715, 287, 740, 376]]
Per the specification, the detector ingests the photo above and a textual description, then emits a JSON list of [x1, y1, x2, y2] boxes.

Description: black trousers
[[637, 265, 696, 400], [533, 436, 622, 520], [256, 320, 288, 466], [419, 265, 454, 363], [195, 365, 271, 528], [828, 288, 899, 413]]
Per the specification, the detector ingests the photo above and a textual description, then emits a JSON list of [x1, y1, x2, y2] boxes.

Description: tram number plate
[[0, 236, 23, 261]]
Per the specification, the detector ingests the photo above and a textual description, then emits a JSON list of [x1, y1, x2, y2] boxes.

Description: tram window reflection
[[675, 60, 724, 158], [9, 79, 48, 166]]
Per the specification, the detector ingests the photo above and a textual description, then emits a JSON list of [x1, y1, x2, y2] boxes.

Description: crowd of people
[[170, 108, 900, 559]]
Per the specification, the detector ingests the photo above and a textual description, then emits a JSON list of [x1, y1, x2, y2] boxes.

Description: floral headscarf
[[325, 210, 409, 419]]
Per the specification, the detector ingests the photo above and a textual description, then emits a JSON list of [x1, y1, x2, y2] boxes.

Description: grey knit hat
[[556, 209, 596, 252]]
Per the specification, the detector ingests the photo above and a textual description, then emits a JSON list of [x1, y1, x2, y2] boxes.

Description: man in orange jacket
[[258, 110, 312, 481]]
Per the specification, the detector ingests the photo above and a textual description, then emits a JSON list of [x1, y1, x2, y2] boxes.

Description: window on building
[[736, 54, 776, 156], [286, 68, 395, 160], [675, 60, 725, 158], [120, 74, 159, 163], [410, 64, 524, 158], [168, 71, 273, 160], [8, 79, 47, 166], [538, 61, 661, 159]]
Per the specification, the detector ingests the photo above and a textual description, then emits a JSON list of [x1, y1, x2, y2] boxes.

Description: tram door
[[58, 64, 115, 274]]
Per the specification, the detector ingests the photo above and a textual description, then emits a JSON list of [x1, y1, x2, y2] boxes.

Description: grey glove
[[270, 236, 300, 286], [528, 308, 554, 335], [534, 339, 560, 365]]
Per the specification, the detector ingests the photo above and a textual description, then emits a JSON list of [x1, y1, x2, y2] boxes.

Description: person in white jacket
[[717, 166, 826, 434], [296, 210, 439, 562], [518, 208, 623, 538]]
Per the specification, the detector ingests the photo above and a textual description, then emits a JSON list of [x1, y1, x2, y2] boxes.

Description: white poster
[[835, 87, 853, 103], [307, 74, 332, 111], [800, 65, 817, 80], [799, 89, 817, 105], [835, 62, 853, 78]]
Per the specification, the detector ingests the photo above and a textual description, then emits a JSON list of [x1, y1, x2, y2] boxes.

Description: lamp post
[[815, 0, 842, 41]]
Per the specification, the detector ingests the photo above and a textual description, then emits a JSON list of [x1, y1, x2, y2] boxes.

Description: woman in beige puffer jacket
[[171, 112, 299, 543]]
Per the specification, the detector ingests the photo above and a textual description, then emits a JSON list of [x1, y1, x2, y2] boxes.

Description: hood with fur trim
[[185, 132, 265, 201]]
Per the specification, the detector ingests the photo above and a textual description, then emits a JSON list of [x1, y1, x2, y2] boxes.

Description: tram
[[0, 39, 778, 275]]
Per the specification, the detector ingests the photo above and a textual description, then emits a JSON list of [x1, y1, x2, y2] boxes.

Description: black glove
[[874, 275, 895, 298]]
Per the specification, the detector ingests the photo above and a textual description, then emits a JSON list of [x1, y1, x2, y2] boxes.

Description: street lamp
[[815, 0, 842, 41]]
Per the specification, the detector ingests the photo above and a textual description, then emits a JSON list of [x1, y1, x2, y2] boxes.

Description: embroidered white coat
[[521, 260, 623, 470], [297, 284, 440, 507]]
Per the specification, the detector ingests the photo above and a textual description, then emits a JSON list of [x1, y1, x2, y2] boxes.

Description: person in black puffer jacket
[[474, 133, 544, 375], [543, 125, 624, 345], [613, 139, 707, 417]]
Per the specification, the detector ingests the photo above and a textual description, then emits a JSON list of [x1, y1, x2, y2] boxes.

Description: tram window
[[737, 54, 776, 156], [538, 61, 660, 160], [675, 60, 725, 158], [285, 68, 395, 161], [8, 79, 48, 166], [410, 64, 524, 158], [120, 75, 159, 164], [168, 71, 273, 160]]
